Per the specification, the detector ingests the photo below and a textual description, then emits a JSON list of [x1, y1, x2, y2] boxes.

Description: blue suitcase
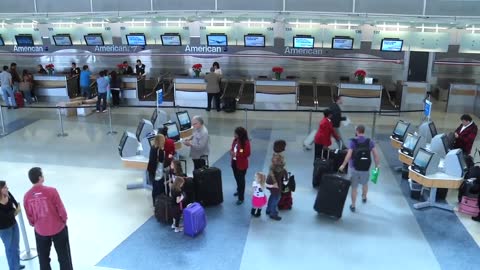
[[183, 202, 207, 237]]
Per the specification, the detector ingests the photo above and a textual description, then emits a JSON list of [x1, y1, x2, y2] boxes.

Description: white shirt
[[214, 68, 223, 76], [460, 121, 473, 133], [252, 181, 265, 198]]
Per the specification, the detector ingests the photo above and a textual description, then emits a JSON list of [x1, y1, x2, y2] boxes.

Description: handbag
[[154, 148, 165, 181]]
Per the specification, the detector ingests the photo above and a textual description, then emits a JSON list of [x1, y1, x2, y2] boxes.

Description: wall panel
[[152, 0, 215, 10], [93, 0, 151, 12], [218, 0, 282, 11], [356, 0, 423, 15], [37, 0, 91, 13], [285, 0, 352, 12], [0, 0, 35, 13], [426, 0, 480, 16]]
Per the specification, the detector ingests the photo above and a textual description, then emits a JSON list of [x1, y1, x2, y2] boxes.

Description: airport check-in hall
[[1, 0, 480, 270]]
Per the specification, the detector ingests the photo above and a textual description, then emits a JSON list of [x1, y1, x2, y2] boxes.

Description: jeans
[[96, 92, 107, 111], [1, 86, 16, 107], [35, 226, 73, 270], [266, 192, 281, 217], [207, 93, 221, 111], [80, 86, 90, 99], [232, 161, 247, 201], [0, 223, 20, 270]]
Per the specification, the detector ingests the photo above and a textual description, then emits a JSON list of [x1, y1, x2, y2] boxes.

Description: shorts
[[348, 168, 370, 189]]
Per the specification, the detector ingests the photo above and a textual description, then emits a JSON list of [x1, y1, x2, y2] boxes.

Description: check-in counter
[[447, 84, 477, 113], [337, 83, 382, 111], [174, 78, 207, 108], [33, 75, 69, 102], [120, 76, 139, 100], [401, 82, 428, 111], [254, 80, 298, 110]]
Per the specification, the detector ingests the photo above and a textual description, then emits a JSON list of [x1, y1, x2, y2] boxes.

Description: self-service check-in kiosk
[[151, 109, 168, 129], [418, 121, 437, 143], [429, 133, 450, 158], [392, 120, 412, 142], [444, 149, 468, 178], [411, 148, 441, 176], [401, 133, 426, 158], [118, 131, 139, 157], [136, 119, 154, 142]]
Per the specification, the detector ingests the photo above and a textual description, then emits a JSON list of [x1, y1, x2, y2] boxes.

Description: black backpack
[[352, 138, 372, 171]]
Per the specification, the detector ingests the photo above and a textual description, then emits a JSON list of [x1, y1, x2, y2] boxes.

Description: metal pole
[[17, 210, 37, 260], [244, 108, 248, 130], [57, 107, 68, 137], [371, 111, 377, 139], [308, 109, 313, 134], [0, 105, 8, 136], [107, 106, 118, 135]]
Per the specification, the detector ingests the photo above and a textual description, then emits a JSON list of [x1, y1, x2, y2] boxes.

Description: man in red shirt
[[314, 109, 340, 159], [24, 167, 73, 270]]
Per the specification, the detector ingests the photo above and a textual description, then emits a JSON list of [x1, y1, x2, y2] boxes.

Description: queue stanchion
[[0, 105, 8, 136], [17, 209, 37, 260], [371, 110, 377, 139], [107, 106, 118, 135], [56, 106, 68, 137], [244, 108, 248, 130], [308, 109, 313, 134]]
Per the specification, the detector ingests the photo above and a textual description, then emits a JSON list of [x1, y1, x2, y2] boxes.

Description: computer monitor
[[118, 131, 138, 157], [444, 149, 467, 177], [331, 37, 353, 50], [140, 133, 157, 158], [412, 148, 440, 176], [418, 121, 437, 142], [176, 111, 191, 131], [151, 109, 158, 128], [84, 34, 104, 46], [164, 122, 180, 142], [126, 33, 146, 46], [380, 38, 404, 52], [430, 133, 449, 158], [53, 34, 72, 46], [244, 34, 265, 47], [392, 120, 410, 141], [402, 133, 419, 157], [161, 33, 182, 46], [293, 36, 314, 48], [135, 119, 154, 141], [15, 34, 34, 46], [207, 34, 227, 46]]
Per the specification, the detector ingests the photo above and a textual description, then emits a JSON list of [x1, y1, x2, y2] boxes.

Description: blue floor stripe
[[0, 117, 38, 138], [377, 134, 480, 270], [97, 127, 272, 270]]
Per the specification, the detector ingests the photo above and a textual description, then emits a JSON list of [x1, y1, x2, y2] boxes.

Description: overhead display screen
[[126, 34, 146, 46], [244, 35, 265, 47], [53, 34, 73, 46], [332, 37, 354, 50], [207, 34, 228, 46], [15, 35, 34, 46], [381, 39, 403, 52], [293, 36, 314, 48], [84, 34, 104, 46], [161, 34, 182, 46]]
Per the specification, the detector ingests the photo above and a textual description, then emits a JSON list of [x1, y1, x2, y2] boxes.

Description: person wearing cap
[[314, 109, 340, 159]]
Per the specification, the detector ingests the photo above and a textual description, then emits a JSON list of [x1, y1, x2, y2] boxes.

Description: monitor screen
[[84, 34, 104, 46], [440, 134, 450, 153], [53, 34, 72, 46], [161, 34, 182, 46], [148, 136, 156, 147], [244, 35, 265, 47], [413, 149, 433, 170], [15, 35, 34, 46], [126, 34, 146, 46], [428, 122, 437, 138], [164, 122, 180, 141], [381, 39, 403, 52], [293, 36, 314, 48], [151, 109, 158, 125], [119, 131, 128, 149], [0, 35, 4, 46], [136, 120, 145, 141], [176, 111, 191, 130], [393, 120, 409, 138], [332, 37, 353, 50], [207, 34, 227, 46], [402, 133, 419, 152]]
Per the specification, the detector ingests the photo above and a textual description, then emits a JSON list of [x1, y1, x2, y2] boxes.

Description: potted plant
[[192, 64, 202, 78], [45, 64, 55, 75], [272, 66, 284, 80], [117, 63, 127, 75], [354, 69, 367, 83]]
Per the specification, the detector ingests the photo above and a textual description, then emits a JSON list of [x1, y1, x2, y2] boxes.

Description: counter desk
[[337, 83, 382, 111], [447, 84, 477, 114], [254, 80, 298, 110], [174, 78, 207, 108], [33, 75, 69, 102]]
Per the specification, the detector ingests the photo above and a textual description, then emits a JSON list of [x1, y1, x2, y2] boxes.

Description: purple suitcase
[[183, 202, 207, 237]]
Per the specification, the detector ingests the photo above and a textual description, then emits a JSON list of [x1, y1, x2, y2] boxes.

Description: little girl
[[170, 176, 185, 232], [251, 172, 267, 217]]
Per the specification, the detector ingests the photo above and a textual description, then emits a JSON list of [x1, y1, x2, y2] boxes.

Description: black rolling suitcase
[[329, 149, 347, 173], [183, 177, 196, 205], [312, 150, 334, 188], [314, 173, 351, 219], [193, 156, 223, 206], [154, 194, 174, 224]]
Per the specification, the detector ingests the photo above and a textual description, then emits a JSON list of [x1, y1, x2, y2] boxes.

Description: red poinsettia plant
[[192, 64, 203, 72], [354, 69, 367, 81], [272, 66, 284, 74], [117, 63, 127, 69], [45, 64, 55, 71]]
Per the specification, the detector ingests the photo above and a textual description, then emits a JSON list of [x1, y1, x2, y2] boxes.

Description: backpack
[[352, 138, 372, 171]]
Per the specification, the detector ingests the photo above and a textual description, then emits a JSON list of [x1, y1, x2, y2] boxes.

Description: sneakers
[[236, 200, 243, 205], [362, 196, 367, 203], [96, 110, 100, 113], [102, 110, 107, 113], [269, 215, 282, 221], [349, 205, 356, 212], [472, 215, 480, 222], [233, 192, 238, 197], [174, 227, 183, 233]]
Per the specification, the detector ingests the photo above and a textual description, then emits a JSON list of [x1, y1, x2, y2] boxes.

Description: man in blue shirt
[[79, 65, 92, 99], [96, 71, 109, 112], [0, 65, 17, 109]]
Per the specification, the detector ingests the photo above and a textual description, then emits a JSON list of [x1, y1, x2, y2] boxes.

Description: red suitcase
[[15, 92, 24, 108]]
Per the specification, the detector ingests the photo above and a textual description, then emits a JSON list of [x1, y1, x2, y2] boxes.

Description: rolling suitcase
[[15, 92, 24, 108], [183, 202, 207, 237], [314, 173, 350, 219], [183, 177, 196, 206], [154, 194, 174, 224], [312, 150, 334, 188], [193, 164, 223, 206], [222, 97, 236, 113], [329, 149, 347, 173]]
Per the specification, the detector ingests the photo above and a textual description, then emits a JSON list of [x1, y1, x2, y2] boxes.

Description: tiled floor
[[0, 102, 479, 270]]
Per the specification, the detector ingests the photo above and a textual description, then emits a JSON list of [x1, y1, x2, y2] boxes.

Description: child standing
[[170, 177, 185, 232], [251, 172, 267, 217]]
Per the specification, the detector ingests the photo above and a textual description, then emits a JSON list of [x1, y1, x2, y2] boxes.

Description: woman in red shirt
[[160, 126, 176, 166], [231, 127, 251, 205], [314, 109, 340, 159]]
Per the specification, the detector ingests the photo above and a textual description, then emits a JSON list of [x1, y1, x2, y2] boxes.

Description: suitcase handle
[[321, 148, 330, 160]]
